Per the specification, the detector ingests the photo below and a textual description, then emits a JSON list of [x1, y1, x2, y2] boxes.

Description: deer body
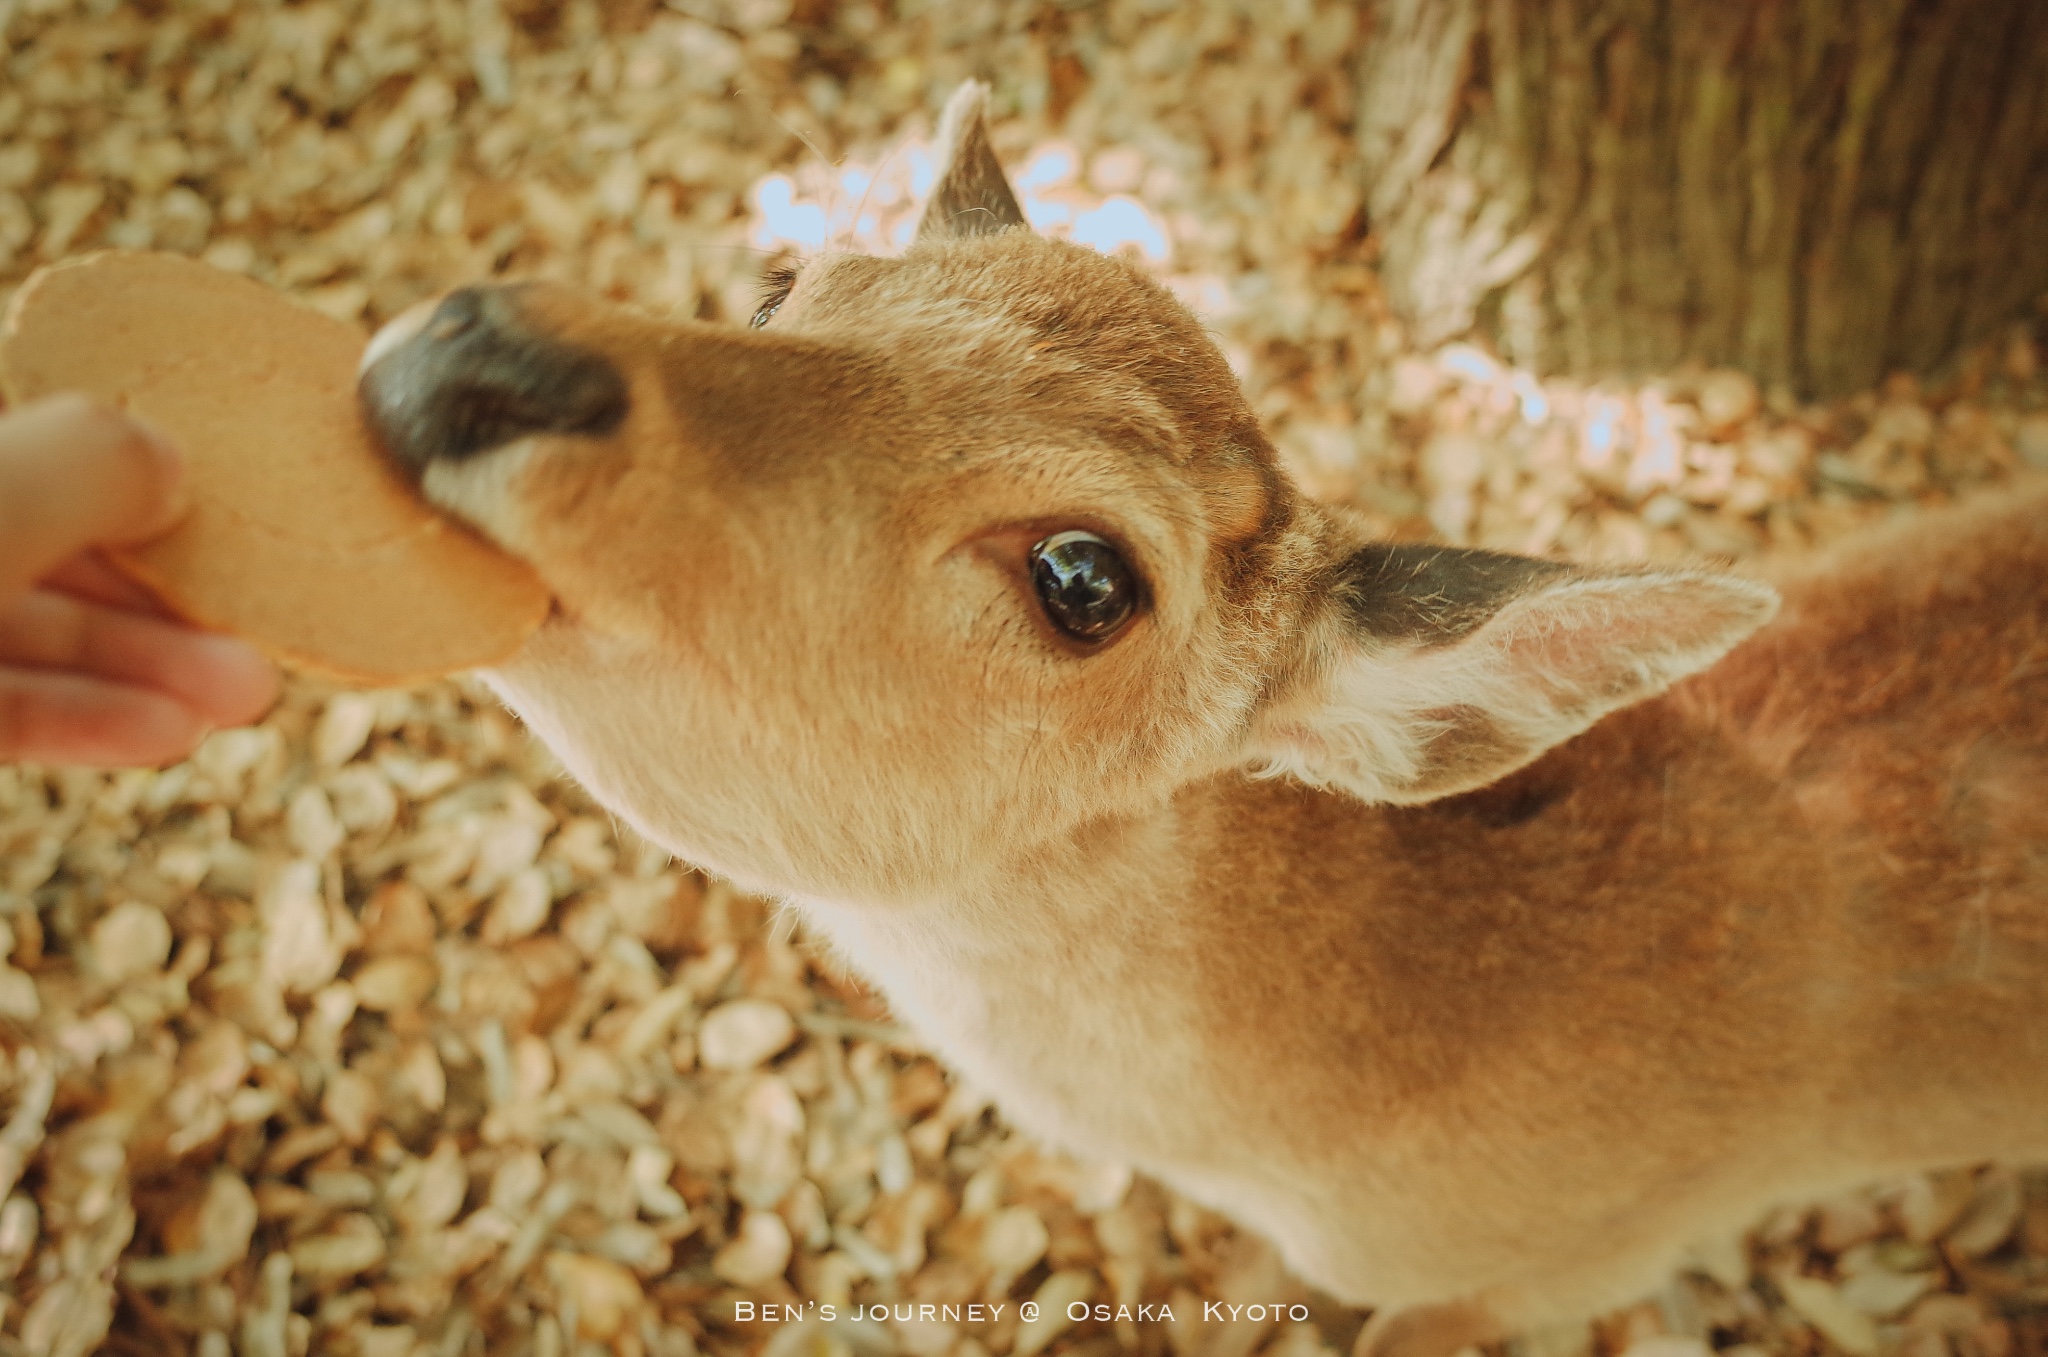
[[358, 84, 2048, 1353], [804, 486, 2048, 1332]]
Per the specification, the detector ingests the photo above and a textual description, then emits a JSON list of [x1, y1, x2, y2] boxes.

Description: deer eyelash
[[751, 264, 801, 329]]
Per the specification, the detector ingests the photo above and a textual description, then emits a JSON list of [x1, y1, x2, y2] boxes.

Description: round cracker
[[0, 250, 550, 686]]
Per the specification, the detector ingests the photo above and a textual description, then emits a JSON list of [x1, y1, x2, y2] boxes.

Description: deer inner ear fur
[[1245, 537, 1781, 805], [916, 81, 1029, 241]]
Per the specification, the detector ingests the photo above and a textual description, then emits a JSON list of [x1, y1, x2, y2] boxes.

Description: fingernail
[[188, 633, 282, 717], [129, 414, 191, 528]]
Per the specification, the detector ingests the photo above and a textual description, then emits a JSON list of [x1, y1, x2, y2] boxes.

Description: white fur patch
[[419, 438, 540, 552], [932, 81, 993, 175], [360, 298, 439, 374]]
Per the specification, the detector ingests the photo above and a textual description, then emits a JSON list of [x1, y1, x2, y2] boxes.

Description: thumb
[[0, 394, 186, 602]]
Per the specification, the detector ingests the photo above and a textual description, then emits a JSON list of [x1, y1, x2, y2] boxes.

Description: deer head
[[358, 83, 1776, 908]]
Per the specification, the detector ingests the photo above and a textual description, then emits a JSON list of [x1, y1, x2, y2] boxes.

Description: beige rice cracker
[[0, 250, 550, 685]]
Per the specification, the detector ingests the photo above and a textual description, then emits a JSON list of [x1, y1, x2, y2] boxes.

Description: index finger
[[0, 394, 186, 604], [39, 551, 173, 614]]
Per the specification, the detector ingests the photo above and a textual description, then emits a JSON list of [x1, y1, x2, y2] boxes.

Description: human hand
[[0, 394, 278, 766]]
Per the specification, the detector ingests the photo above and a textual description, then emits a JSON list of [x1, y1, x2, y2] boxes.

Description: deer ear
[[1245, 539, 1779, 805], [917, 81, 1028, 241]]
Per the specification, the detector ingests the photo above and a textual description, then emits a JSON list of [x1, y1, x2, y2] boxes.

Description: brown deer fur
[[359, 83, 2048, 1356]]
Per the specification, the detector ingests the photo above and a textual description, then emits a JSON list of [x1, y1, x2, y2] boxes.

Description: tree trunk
[[1355, 0, 2048, 399]]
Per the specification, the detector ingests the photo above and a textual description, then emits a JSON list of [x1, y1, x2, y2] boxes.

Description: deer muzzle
[[357, 284, 630, 474]]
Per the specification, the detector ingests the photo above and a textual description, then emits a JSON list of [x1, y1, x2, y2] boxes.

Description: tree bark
[[1355, 0, 2048, 399]]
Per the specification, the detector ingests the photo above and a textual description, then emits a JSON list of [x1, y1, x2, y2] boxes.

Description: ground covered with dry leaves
[[4, 2, 2048, 1356]]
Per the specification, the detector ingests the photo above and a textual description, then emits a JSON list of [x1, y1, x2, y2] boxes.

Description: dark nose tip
[[357, 286, 630, 474]]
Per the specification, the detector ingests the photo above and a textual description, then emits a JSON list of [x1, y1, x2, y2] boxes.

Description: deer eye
[[751, 264, 799, 329], [1029, 531, 1139, 643]]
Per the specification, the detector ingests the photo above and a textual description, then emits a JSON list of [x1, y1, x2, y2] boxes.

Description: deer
[[356, 82, 2048, 1357]]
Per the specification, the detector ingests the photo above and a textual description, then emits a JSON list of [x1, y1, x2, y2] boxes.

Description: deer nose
[[357, 285, 630, 474]]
